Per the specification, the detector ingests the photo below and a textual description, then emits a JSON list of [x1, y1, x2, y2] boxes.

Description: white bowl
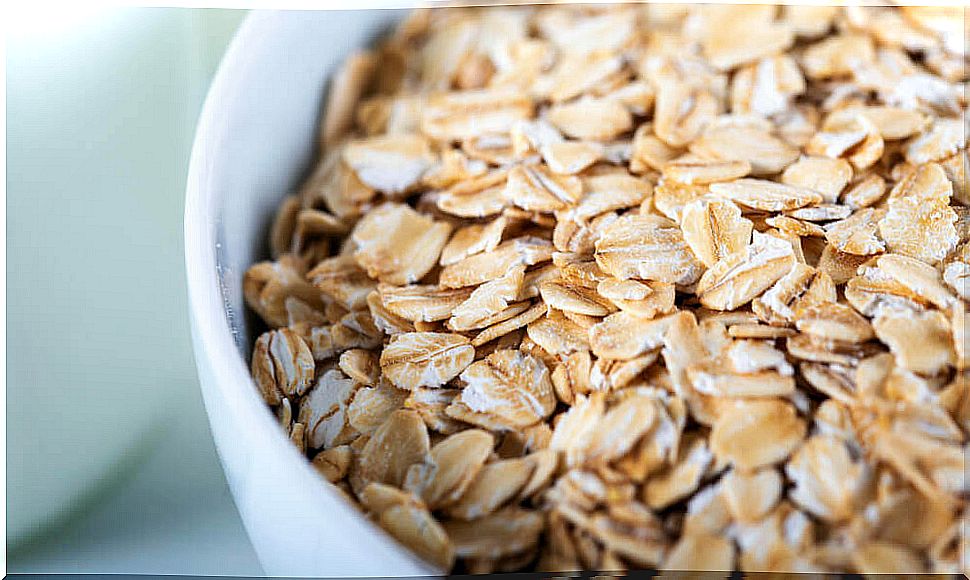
[[184, 10, 436, 577]]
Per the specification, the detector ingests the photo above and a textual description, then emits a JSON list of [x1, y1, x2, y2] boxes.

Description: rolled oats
[[380, 332, 475, 390], [343, 134, 436, 195], [678, 201, 747, 271], [696, 231, 796, 311], [351, 202, 452, 285], [594, 214, 703, 285], [722, 468, 782, 523], [710, 399, 806, 471], [444, 507, 544, 561], [447, 349, 555, 430], [347, 378, 408, 435], [244, 4, 970, 574], [709, 179, 823, 212], [445, 452, 536, 520], [251, 328, 315, 404], [404, 428, 494, 509], [662, 532, 735, 571]]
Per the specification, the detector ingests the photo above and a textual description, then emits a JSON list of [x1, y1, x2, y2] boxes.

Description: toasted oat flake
[[440, 217, 507, 267], [421, 89, 533, 141], [379, 503, 455, 571], [795, 303, 874, 344], [446, 454, 534, 520], [586, 394, 657, 464], [873, 309, 955, 375], [352, 203, 452, 285], [879, 196, 958, 264], [540, 279, 615, 317], [722, 468, 782, 523], [691, 126, 800, 176], [680, 196, 753, 268], [786, 435, 864, 522], [841, 174, 887, 209], [731, 55, 805, 118], [781, 156, 852, 204], [449, 264, 525, 331], [877, 253, 956, 309], [448, 349, 555, 430], [347, 379, 409, 435], [644, 436, 713, 510], [595, 214, 704, 285], [252, 328, 315, 404], [663, 159, 751, 185], [505, 164, 583, 212], [662, 532, 735, 571], [697, 232, 796, 311], [343, 134, 436, 194], [547, 97, 633, 142], [710, 179, 823, 212], [358, 409, 430, 488], [906, 118, 965, 165], [381, 332, 475, 390], [440, 237, 553, 289], [710, 399, 806, 470], [444, 507, 544, 560], [590, 312, 675, 360], [405, 428, 494, 509], [574, 174, 651, 223], [824, 208, 886, 256]]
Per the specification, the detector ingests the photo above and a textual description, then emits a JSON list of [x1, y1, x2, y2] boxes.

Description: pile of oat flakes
[[244, 4, 969, 574]]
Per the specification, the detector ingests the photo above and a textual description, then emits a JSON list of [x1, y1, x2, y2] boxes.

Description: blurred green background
[[7, 7, 263, 573]]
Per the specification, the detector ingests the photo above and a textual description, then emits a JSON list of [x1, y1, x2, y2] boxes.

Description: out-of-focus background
[[7, 7, 263, 574]]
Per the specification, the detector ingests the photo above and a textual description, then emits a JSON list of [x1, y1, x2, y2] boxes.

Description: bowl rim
[[183, 10, 436, 576]]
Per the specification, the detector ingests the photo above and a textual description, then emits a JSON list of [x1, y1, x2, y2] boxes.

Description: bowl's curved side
[[185, 9, 434, 577]]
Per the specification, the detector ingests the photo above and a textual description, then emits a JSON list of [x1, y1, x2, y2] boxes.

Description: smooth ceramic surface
[[185, 9, 436, 577]]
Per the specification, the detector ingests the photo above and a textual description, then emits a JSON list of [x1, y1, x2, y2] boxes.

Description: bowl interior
[[214, 10, 401, 358]]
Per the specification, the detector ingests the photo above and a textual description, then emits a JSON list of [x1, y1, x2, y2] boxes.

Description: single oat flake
[[244, 4, 969, 575]]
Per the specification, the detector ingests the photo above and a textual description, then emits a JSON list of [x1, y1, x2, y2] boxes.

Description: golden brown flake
[[347, 379, 408, 435], [878, 196, 958, 265], [873, 309, 955, 375], [781, 156, 852, 204], [680, 196, 753, 268], [299, 369, 361, 450], [447, 349, 555, 430], [404, 428, 494, 509], [380, 332, 475, 390], [594, 214, 704, 285], [357, 409, 430, 489], [352, 203, 452, 285], [710, 399, 806, 470], [786, 435, 864, 522], [795, 303, 874, 344], [505, 164, 583, 212], [722, 468, 782, 523], [421, 89, 534, 141], [343, 134, 436, 195], [662, 532, 735, 571], [697, 232, 796, 311], [692, 123, 800, 177], [444, 507, 544, 560], [251, 328, 315, 405], [709, 179, 823, 212], [824, 208, 886, 256], [244, 257, 323, 328], [547, 97, 633, 142]]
